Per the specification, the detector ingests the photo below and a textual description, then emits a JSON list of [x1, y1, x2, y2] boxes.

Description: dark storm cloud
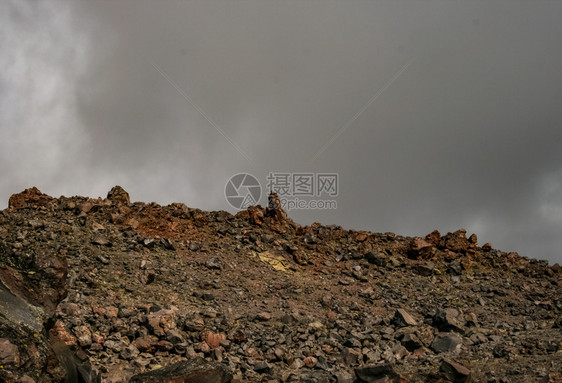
[[1, 1, 561, 263]]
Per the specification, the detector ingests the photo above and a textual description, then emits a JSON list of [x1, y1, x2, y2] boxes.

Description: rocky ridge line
[[0, 186, 560, 383]]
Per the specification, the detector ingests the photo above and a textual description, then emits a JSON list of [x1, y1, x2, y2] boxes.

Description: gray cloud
[[1, 0, 561, 264]]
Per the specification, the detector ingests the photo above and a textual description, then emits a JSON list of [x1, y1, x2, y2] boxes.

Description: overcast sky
[[1, 1, 561, 264]]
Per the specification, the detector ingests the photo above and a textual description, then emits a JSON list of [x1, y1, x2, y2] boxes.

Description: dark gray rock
[[129, 357, 232, 383], [434, 307, 465, 333], [431, 332, 462, 353], [355, 363, 400, 382], [253, 361, 272, 374], [365, 251, 387, 266]]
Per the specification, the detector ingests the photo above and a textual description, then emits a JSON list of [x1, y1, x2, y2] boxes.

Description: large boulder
[[0, 235, 98, 382], [440, 229, 470, 253], [129, 357, 232, 383], [8, 187, 54, 209]]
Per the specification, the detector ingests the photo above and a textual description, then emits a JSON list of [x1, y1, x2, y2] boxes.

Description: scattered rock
[[0, 338, 20, 366], [304, 356, 318, 368], [206, 257, 222, 270], [431, 333, 462, 354], [335, 371, 355, 383], [355, 363, 401, 382], [0, 188, 559, 383], [394, 309, 418, 327], [440, 359, 472, 383], [253, 361, 272, 374], [365, 251, 387, 266], [201, 331, 226, 350], [415, 262, 435, 276], [434, 308, 465, 333], [256, 312, 272, 321], [120, 344, 140, 360], [92, 235, 111, 246], [129, 357, 232, 383], [74, 325, 92, 347]]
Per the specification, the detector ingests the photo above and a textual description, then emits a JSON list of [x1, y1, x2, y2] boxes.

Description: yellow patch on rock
[[251, 251, 290, 273]]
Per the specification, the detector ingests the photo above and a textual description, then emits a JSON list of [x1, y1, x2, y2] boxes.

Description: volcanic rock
[[355, 363, 403, 382], [8, 187, 54, 209], [441, 229, 470, 253], [440, 359, 472, 383], [431, 332, 463, 354], [0, 338, 20, 366], [106, 185, 130, 205], [393, 309, 418, 327], [129, 357, 232, 383], [408, 237, 436, 259]]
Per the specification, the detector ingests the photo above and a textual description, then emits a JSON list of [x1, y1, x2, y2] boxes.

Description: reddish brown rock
[[425, 230, 441, 246], [8, 187, 54, 209], [247, 206, 265, 226], [303, 356, 318, 368], [92, 333, 104, 345], [467, 233, 478, 257], [256, 311, 272, 321], [0, 338, 20, 366], [79, 201, 94, 213], [133, 335, 159, 353], [444, 249, 458, 261], [408, 238, 436, 259], [440, 359, 472, 382], [50, 320, 77, 346], [441, 229, 470, 253], [355, 232, 369, 242], [482, 242, 492, 252], [157, 340, 174, 352], [147, 309, 177, 337], [104, 306, 119, 319], [201, 330, 226, 350]]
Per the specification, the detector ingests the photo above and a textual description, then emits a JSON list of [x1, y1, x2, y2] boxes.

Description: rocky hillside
[[0, 186, 560, 383]]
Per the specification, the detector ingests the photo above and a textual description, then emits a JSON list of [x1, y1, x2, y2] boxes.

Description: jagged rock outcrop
[[106, 185, 130, 206]]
